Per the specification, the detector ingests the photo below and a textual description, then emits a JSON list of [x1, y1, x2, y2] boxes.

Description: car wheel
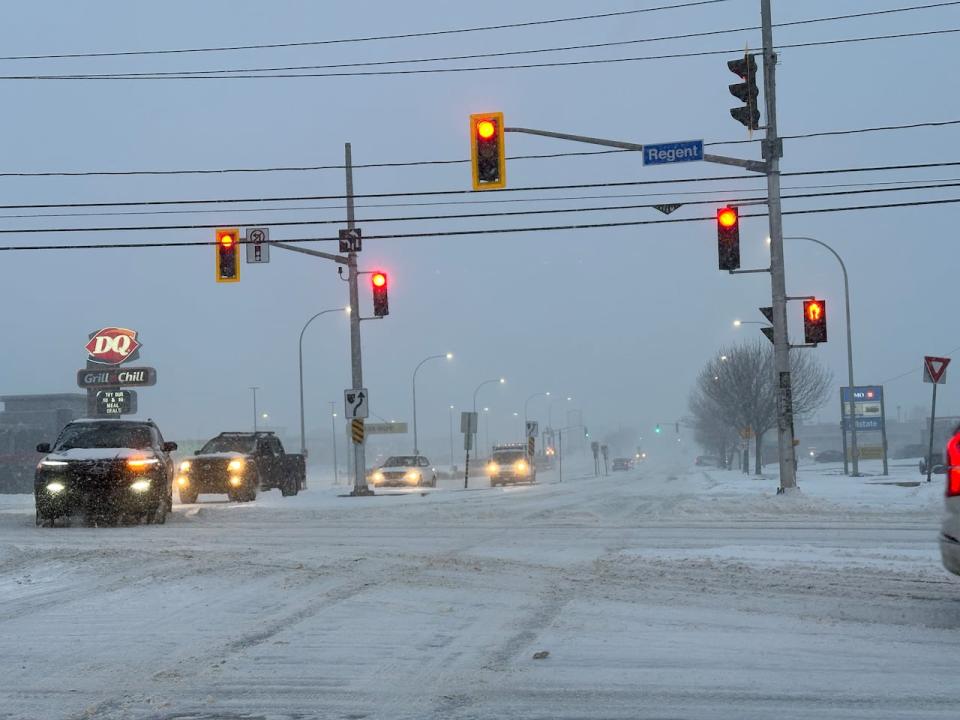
[[179, 487, 199, 504], [431, 476, 437, 487], [246, 484, 258, 502], [280, 478, 297, 497]]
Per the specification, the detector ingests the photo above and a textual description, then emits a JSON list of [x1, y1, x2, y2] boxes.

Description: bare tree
[[688, 340, 833, 474], [688, 392, 739, 468]]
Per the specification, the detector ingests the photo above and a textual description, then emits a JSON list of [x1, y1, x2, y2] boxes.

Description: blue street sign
[[642, 140, 704, 166], [842, 417, 883, 431], [840, 385, 883, 403]]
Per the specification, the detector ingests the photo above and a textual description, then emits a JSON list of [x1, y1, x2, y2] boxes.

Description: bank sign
[[85, 327, 141, 365]]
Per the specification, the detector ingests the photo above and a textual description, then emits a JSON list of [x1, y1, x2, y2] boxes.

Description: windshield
[[383, 456, 418, 467], [493, 451, 525, 463], [200, 436, 255, 454], [55, 423, 152, 451]]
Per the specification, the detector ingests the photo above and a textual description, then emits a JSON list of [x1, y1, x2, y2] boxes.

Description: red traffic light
[[372, 272, 387, 288], [805, 301, 823, 322], [371, 271, 389, 317], [717, 207, 738, 228]]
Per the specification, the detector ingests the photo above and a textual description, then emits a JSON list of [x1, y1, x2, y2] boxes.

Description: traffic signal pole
[[760, 0, 797, 492]]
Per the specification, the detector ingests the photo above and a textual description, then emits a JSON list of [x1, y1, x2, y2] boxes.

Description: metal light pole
[[412, 353, 453, 455], [329, 402, 339, 484], [250, 387, 259, 432], [298, 307, 349, 457], [549, 396, 572, 429], [785, 236, 861, 476], [448, 405, 455, 468], [523, 391, 550, 430], [472, 377, 505, 454]]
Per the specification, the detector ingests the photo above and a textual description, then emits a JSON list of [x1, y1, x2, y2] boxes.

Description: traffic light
[[371, 271, 389, 317], [716, 206, 740, 271], [655, 424, 662, 434], [728, 54, 760, 130], [470, 112, 505, 191], [215, 228, 240, 283], [803, 299, 827, 344]]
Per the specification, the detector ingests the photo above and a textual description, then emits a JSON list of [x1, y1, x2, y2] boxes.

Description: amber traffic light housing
[[470, 112, 505, 191], [215, 228, 240, 283], [716, 206, 740, 271], [803, 299, 827, 344], [372, 271, 389, 317]]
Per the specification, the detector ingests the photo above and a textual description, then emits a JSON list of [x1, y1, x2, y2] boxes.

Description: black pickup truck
[[176, 431, 305, 503]]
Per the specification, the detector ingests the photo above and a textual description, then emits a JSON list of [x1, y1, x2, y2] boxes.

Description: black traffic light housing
[[717, 206, 740, 271], [215, 228, 240, 283], [803, 299, 827, 344], [470, 112, 505, 190], [372, 271, 389, 317], [728, 54, 760, 130]]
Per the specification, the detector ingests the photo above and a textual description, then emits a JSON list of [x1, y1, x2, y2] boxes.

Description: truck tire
[[245, 484, 258, 502], [179, 487, 199, 504], [281, 478, 298, 497]]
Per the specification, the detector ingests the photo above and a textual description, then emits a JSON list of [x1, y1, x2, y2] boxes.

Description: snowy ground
[[0, 458, 956, 720]]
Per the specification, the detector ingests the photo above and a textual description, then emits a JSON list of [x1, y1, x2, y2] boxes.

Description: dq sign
[[85, 327, 142, 366]]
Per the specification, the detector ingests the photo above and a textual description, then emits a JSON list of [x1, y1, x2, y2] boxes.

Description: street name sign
[[366, 422, 407, 435], [642, 140, 704, 166]]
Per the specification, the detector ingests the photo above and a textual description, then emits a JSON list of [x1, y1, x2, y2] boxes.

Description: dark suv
[[34, 419, 177, 526]]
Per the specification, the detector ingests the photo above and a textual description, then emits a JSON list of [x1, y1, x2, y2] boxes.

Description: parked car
[[893, 443, 928, 460], [178, 431, 305, 503], [612, 458, 633, 472], [369, 455, 437, 488], [940, 432, 960, 576], [34, 418, 176, 526], [814, 449, 844, 463]]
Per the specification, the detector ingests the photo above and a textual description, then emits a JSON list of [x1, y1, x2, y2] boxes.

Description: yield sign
[[923, 355, 951, 384]]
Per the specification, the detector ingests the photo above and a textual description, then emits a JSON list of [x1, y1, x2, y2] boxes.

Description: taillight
[[948, 468, 960, 497]]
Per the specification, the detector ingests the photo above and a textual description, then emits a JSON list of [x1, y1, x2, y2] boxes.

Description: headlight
[[127, 457, 159, 470], [40, 459, 69, 468], [514, 460, 529, 475], [176, 476, 189, 487], [45, 481, 66, 494], [486, 462, 500, 476], [372, 471, 385, 482], [404, 470, 421, 482], [179, 461, 192, 472], [227, 459, 245, 472], [228, 476, 243, 487], [130, 479, 151, 493]]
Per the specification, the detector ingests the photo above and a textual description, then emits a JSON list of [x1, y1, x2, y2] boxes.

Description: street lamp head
[[733, 319, 742, 327], [445, 352, 454, 360], [545, 391, 551, 396], [345, 305, 352, 314], [449, 405, 454, 410], [566, 396, 572, 402], [499, 377, 506, 384], [720, 355, 728, 361]]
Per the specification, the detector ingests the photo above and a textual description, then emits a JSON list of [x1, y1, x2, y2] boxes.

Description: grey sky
[[1, 0, 958, 454]]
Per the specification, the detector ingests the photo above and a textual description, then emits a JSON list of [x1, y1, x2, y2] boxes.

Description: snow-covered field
[[0, 459, 956, 720]]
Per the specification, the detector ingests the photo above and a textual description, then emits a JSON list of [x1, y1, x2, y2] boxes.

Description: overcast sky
[[1, 0, 958, 456]]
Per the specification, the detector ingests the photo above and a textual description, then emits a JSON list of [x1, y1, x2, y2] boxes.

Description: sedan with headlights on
[[369, 456, 438, 488]]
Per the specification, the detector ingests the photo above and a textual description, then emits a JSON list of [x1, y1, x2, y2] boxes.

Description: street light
[[298, 307, 350, 457], [785, 235, 863, 476], [472, 377, 506, 452], [412, 352, 454, 455], [733, 319, 767, 328], [548, 395, 573, 428], [523, 391, 550, 435]]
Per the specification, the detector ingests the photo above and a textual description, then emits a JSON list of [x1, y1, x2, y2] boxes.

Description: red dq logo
[[85, 327, 141, 365]]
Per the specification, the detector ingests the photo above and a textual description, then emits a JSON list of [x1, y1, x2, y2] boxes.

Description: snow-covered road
[[0, 463, 956, 720]]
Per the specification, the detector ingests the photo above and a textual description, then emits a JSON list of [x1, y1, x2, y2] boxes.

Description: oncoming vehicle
[[34, 418, 176, 526], [486, 444, 535, 487], [940, 429, 960, 576], [369, 455, 437, 488], [612, 457, 633, 472], [177, 431, 305, 503]]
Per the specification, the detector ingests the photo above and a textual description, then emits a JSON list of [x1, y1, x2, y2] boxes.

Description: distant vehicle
[[814, 449, 845, 463], [941, 432, 960, 576], [893, 443, 928, 460], [369, 455, 437, 488], [694, 455, 722, 467], [612, 458, 633, 472], [34, 418, 176, 526], [487, 444, 535, 486], [178, 432, 305, 503]]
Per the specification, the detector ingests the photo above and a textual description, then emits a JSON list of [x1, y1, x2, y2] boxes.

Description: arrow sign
[[923, 356, 951, 384], [344, 388, 369, 418]]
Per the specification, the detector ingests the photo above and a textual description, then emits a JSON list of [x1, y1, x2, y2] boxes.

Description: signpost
[[924, 355, 951, 482], [840, 385, 888, 475], [642, 140, 704, 166], [461, 411, 478, 488]]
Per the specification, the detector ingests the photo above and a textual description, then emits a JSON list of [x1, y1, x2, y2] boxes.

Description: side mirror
[[36, 442, 51, 453], [933, 464, 949, 475], [163, 441, 178, 452], [194, 449, 201, 456]]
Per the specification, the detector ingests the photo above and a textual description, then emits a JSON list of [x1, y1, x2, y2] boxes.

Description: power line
[[1, 118, 956, 178], [1, 181, 959, 235], [0, 0, 734, 61], [8, 28, 957, 80], [31, 3, 960, 79], [2, 197, 959, 252]]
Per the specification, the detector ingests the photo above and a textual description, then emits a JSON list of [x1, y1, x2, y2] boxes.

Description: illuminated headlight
[[45, 481, 66, 494], [176, 476, 189, 487], [228, 476, 243, 487], [227, 459, 245, 472], [130, 479, 151, 493], [514, 460, 529, 475], [40, 459, 69, 468], [127, 457, 159, 470], [404, 471, 421, 483], [371, 471, 385, 483], [179, 461, 192, 472], [486, 462, 500, 476]]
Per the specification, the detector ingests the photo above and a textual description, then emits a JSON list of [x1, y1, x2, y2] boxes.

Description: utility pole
[[344, 143, 372, 496], [250, 386, 259, 433], [760, 0, 797, 493]]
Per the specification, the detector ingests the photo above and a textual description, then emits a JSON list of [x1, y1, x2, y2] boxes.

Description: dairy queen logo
[[85, 327, 142, 365]]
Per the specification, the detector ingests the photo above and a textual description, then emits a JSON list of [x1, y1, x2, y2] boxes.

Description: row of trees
[[688, 340, 833, 474]]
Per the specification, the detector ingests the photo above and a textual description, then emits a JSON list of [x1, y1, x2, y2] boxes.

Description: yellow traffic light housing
[[215, 228, 240, 283], [470, 112, 505, 191]]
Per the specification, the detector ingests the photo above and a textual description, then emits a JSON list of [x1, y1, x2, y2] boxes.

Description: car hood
[[377, 465, 421, 473], [44, 448, 154, 462]]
